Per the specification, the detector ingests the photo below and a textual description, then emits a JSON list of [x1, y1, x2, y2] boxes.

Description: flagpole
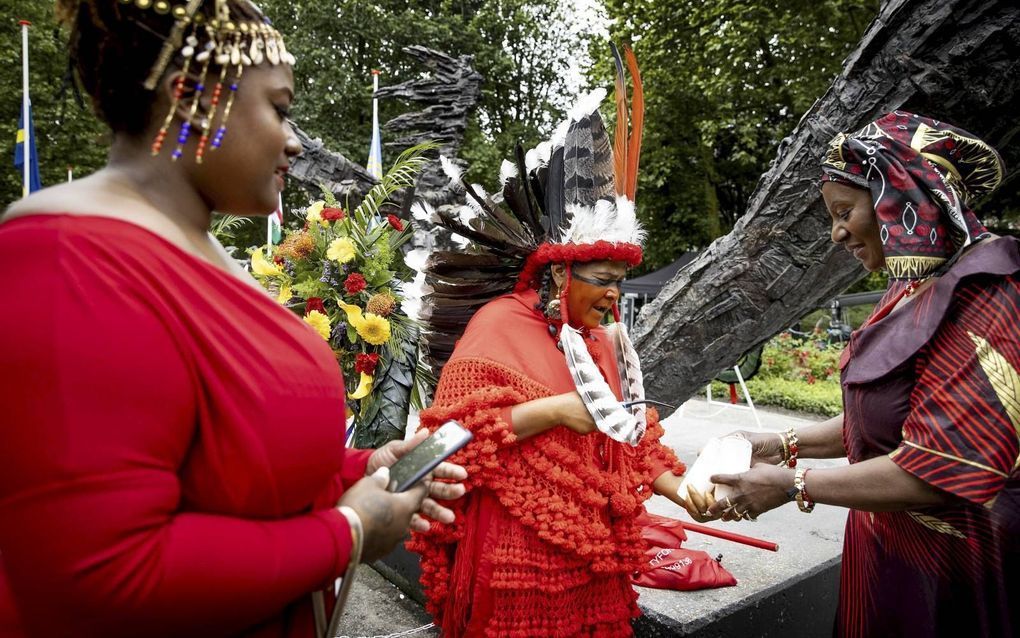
[[19, 20, 31, 198], [367, 69, 383, 180], [371, 70, 379, 141]]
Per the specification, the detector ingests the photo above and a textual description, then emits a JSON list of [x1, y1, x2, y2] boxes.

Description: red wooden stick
[[683, 521, 779, 552]]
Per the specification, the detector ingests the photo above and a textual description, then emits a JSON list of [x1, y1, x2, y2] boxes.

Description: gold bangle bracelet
[[337, 505, 364, 572], [312, 506, 365, 638], [793, 468, 814, 513], [783, 427, 800, 468], [778, 432, 790, 464]]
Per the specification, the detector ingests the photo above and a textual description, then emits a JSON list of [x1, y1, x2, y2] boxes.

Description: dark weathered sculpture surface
[[288, 45, 482, 212], [634, 0, 1020, 405], [376, 45, 484, 210], [288, 125, 378, 200]]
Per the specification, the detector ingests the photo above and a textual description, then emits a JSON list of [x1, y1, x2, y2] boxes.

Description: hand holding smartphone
[[386, 420, 473, 493]]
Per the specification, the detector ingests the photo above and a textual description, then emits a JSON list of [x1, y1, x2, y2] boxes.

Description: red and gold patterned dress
[[408, 289, 684, 637], [838, 238, 1020, 637]]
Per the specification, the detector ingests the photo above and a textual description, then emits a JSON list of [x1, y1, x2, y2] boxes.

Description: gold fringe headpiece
[[126, 0, 295, 162]]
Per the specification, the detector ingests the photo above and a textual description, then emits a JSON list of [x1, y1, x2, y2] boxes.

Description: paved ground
[[637, 398, 847, 636], [335, 397, 848, 637]]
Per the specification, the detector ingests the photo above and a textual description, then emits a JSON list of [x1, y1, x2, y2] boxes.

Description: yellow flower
[[251, 248, 283, 277], [276, 284, 292, 304], [326, 237, 357, 264], [337, 301, 365, 327], [356, 313, 391, 346], [349, 372, 374, 399], [306, 200, 326, 225], [303, 310, 331, 340]]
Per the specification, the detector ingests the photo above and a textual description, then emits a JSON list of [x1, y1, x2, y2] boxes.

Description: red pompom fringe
[[515, 242, 643, 292]]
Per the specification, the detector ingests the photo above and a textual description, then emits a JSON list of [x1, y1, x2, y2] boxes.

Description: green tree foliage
[[595, 0, 879, 271], [254, 0, 574, 186], [0, 2, 108, 208], [1, 0, 576, 212]]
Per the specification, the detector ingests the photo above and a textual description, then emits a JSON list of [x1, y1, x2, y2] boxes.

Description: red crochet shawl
[[408, 289, 685, 637]]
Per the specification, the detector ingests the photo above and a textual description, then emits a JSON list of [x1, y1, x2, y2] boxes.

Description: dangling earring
[[545, 297, 561, 321]]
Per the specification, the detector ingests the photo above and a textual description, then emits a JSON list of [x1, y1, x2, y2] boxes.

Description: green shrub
[[708, 332, 845, 417], [709, 378, 843, 417]]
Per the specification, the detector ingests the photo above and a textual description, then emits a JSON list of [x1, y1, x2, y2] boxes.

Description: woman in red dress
[[701, 112, 1018, 637], [408, 51, 689, 637], [0, 1, 463, 636]]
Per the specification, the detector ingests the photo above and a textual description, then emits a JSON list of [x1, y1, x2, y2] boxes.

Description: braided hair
[[55, 0, 263, 135]]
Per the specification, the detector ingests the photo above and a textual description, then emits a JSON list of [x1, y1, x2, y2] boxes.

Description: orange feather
[[610, 43, 628, 198], [624, 46, 644, 201]]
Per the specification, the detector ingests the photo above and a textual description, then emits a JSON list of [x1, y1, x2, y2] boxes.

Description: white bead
[[196, 50, 210, 62], [181, 46, 195, 58]]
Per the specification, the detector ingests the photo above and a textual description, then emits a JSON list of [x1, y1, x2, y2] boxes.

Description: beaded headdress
[[126, 0, 295, 162], [414, 44, 650, 445]]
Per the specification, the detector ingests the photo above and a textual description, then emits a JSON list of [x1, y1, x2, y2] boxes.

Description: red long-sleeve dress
[[408, 289, 685, 637], [0, 215, 368, 637]]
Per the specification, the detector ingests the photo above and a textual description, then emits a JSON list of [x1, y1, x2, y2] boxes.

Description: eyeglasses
[[570, 267, 625, 292]]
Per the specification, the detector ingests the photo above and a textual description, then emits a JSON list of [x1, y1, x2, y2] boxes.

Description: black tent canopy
[[621, 252, 698, 297]]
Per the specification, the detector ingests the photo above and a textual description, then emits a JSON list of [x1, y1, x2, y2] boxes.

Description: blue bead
[[196, 84, 204, 91], [229, 84, 238, 91]]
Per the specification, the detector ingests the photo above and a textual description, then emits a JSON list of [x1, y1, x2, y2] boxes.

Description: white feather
[[536, 140, 553, 167], [410, 200, 439, 223], [612, 196, 646, 245], [559, 324, 643, 446], [567, 87, 607, 123], [499, 159, 518, 185], [455, 205, 477, 227], [524, 148, 540, 173], [548, 119, 570, 148], [464, 184, 489, 215], [560, 196, 646, 246], [439, 155, 464, 190], [399, 270, 429, 321], [606, 322, 647, 438], [450, 232, 470, 248], [403, 248, 429, 273]]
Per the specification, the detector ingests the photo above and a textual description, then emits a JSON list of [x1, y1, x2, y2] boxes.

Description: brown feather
[[624, 46, 644, 201], [610, 43, 628, 198]]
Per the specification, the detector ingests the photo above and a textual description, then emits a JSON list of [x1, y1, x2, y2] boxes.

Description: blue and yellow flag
[[14, 102, 41, 196], [366, 71, 383, 180]]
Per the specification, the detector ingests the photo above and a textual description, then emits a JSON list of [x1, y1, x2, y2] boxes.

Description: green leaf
[[352, 329, 418, 448]]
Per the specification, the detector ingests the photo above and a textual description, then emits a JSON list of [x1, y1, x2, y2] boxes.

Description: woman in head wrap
[[697, 112, 1018, 637]]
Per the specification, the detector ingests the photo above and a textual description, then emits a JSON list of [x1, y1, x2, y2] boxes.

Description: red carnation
[[322, 207, 346, 222], [355, 353, 380, 375], [305, 297, 326, 315], [386, 214, 405, 232], [344, 273, 367, 295]]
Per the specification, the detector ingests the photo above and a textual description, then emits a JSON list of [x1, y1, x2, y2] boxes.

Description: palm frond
[[353, 142, 438, 224], [210, 214, 253, 242]]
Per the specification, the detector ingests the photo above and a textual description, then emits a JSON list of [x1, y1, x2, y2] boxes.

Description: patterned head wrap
[[821, 111, 1004, 280]]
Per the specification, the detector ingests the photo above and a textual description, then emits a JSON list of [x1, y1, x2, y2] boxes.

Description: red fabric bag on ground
[[632, 510, 737, 591]]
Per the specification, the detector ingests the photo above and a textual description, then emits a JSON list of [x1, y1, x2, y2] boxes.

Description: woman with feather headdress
[[407, 46, 690, 637]]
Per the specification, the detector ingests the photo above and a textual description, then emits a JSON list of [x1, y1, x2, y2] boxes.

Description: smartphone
[[387, 420, 473, 493]]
